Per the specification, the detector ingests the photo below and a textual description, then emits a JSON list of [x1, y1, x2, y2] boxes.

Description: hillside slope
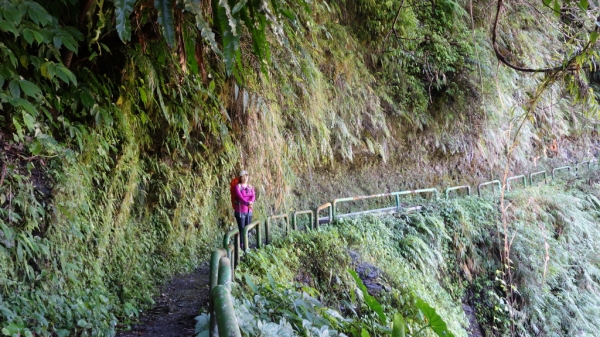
[[0, 0, 599, 335]]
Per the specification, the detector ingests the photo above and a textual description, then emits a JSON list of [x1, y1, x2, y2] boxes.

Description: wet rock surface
[[116, 262, 210, 337], [462, 304, 485, 337], [348, 250, 385, 295]]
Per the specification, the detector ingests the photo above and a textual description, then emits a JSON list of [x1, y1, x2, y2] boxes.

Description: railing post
[[209, 249, 227, 336], [212, 285, 242, 337], [265, 219, 270, 245]]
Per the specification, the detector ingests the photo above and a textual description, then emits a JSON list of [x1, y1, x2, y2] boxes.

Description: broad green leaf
[[3, 6, 23, 26], [244, 273, 258, 293], [183, 0, 221, 55], [40, 61, 57, 79], [139, 87, 148, 105], [26, 1, 51, 27], [80, 88, 95, 108], [9, 79, 20, 98], [590, 32, 599, 44], [361, 328, 370, 337], [22, 112, 35, 131], [231, 0, 248, 14], [543, 0, 552, 6], [155, 0, 176, 47], [32, 29, 45, 44], [579, 0, 589, 10], [55, 64, 77, 85], [415, 298, 455, 337], [19, 80, 41, 98], [2, 322, 24, 336], [348, 269, 386, 324], [22, 28, 35, 44], [53, 35, 63, 49], [553, 0, 560, 16], [392, 313, 406, 337], [113, 0, 135, 42], [0, 21, 19, 36], [216, 1, 240, 75], [10, 97, 37, 115]]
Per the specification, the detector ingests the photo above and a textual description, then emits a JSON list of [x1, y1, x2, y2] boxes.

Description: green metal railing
[[552, 166, 572, 179], [577, 160, 593, 172], [209, 249, 241, 337], [506, 175, 527, 191], [266, 214, 290, 244], [331, 188, 439, 222], [316, 203, 332, 227], [223, 227, 240, 267], [445, 185, 471, 198], [332, 192, 400, 221], [292, 210, 314, 230], [208, 158, 598, 337], [242, 220, 262, 253], [529, 170, 547, 185], [477, 180, 501, 197]]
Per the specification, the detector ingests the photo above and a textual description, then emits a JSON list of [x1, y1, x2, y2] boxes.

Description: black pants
[[234, 211, 252, 248]]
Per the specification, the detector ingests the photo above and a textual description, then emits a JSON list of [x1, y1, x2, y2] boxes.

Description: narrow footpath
[[116, 262, 210, 337]]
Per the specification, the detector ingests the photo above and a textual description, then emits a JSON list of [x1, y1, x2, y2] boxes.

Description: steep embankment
[[0, 0, 598, 335], [197, 173, 600, 336]]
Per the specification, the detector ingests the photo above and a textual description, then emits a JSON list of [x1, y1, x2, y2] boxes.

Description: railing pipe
[[552, 166, 572, 180], [209, 249, 228, 335], [293, 210, 314, 231], [316, 203, 332, 226], [444, 185, 471, 198], [506, 175, 527, 191], [266, 214, 289, 245], [577, 160, 593, 172], [212, 285, 242, 337], [218, 257, 232, 292], [477, 180, 501, 197], [223, 227, 240, 267], [242, 220, 262, 253], [529, 170, 547, 185]]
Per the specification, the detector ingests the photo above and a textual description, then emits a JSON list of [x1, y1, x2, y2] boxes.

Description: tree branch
[[383, 0, 406, 44], [492, 0, 595, 73]]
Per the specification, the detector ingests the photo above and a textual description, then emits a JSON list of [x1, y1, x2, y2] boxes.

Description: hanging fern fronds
[[155, 0, 176, 48], [112, 0, 135, 42]]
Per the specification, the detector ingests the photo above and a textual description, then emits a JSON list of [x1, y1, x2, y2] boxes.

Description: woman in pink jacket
[[234, 170, 255, 249]]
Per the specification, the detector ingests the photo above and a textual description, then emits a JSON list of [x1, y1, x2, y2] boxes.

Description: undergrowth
[[198, 176, 600, 336]]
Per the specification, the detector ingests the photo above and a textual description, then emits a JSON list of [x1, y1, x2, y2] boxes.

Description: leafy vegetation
[[201, 173, 600, 336], [0, 0, 599, 335]]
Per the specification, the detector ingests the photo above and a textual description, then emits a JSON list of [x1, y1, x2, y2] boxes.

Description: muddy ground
[[116, 262, 210, 337]]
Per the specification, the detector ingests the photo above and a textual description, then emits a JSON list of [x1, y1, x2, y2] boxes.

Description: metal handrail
[[529, 170, 547, 185], [293, 210, 314, 231], [223, 227, 240, 267], [577, 160, 594, 171], [506, 175, 527, 191], [209, 249, 241, 337], [266, 214, 289, 245], [316, 203, 332, 227], [333, 192, 401, 221], [477, 180, 501, 197], [552, 166, 572, 180], [242, 220, 262, 253], [445, 185, 471, 198]]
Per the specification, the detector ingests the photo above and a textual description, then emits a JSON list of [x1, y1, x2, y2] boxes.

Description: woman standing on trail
[[234, 170, 255, 249]]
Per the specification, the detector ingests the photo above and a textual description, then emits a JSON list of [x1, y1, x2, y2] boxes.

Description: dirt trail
[[116, 262, 210, 337]]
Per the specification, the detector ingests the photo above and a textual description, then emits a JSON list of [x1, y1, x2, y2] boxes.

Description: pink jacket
[[234, 184, 255, 213]]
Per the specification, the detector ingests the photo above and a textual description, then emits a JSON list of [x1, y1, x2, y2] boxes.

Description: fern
[[155, 0, 176, 47], [113, 0, 135, 42]]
